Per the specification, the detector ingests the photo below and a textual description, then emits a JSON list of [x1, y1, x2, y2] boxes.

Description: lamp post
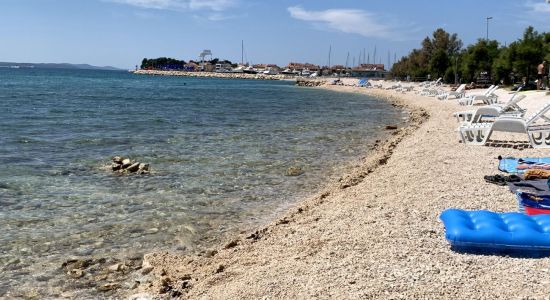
[[455, 56, 459, 85], [486, 17, 493, 41]]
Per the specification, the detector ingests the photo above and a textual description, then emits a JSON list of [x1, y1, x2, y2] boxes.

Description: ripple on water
[[0, 68, 406, 298]]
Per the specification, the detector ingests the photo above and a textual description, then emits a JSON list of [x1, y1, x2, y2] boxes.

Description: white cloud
[[189, 0, 235, 11], [107, 0, 237, 12], [288, 6, 393, 39], [525, 1, 550, 13]]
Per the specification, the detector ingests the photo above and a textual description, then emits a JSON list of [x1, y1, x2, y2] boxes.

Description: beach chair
[[457, 102, 550, 148], [399, 85, 414, 93], [357, 78, 369, 87], [429, 87, 445, 97], [386, 81, 401, 90], [438, 84, 466, 100], [454, 92, 527, 124], [458, 85, 498, 106], [419, 78, 443, 95]]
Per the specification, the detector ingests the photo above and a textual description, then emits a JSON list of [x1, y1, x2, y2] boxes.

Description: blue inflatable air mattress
[[440, 209, 550, 254]]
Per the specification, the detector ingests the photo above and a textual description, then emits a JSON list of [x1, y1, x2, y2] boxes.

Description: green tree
[[391, 28, 462, 81], [459, 39, 500, 83], [513, 26, 545, 81]]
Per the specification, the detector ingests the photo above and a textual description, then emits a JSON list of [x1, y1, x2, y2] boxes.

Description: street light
[[486, 17, 493, 41]]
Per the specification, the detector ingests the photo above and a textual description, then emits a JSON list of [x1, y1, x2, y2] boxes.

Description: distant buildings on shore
[[140, 50, 388, 78]]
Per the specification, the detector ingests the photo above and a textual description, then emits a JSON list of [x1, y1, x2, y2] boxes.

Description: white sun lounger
[[438, 84, 466, 100], [457, 102, 550, 148], [419, 78, 442, 95], [457, 85, 497, 106], [454, 91, 526, 123]]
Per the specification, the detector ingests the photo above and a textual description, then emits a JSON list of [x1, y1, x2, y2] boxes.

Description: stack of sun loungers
[[454, 88, 526, 123], [457, 100, 550, 149]]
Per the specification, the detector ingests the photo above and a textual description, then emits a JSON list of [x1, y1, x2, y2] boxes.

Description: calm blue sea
[[0, 68, 406, 297]]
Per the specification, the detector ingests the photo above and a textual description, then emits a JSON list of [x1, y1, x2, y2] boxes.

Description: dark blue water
[[0, 68, 406, 297]]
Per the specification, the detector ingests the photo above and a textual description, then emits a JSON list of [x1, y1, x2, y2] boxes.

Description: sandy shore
[[132, 80, 550, 299]]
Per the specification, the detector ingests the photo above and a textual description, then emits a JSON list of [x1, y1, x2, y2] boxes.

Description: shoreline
[[131, 81, 550, 299], [131, 81, 430, 298]]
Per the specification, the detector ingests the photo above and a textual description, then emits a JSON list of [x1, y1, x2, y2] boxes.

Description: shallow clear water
[[0, 68, 406, 297]]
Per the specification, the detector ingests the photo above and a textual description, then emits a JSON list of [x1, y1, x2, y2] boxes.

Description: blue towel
[[498, 157, 550, 174], [516, 192, 550, 210]]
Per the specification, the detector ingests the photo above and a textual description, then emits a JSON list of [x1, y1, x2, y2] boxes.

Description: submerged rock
[[67, 269, 84, 278], [285, 166, 305, 176]]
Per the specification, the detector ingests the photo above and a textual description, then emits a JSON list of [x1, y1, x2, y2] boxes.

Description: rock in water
[[112, 156, 124, 164], [67, 269, 84, 278], [121, 158, 132, 169], [126, 162, 140, 172], [109, 156, 150, 175], [138, 163, 150, 172], [285, 166, 304, 176]]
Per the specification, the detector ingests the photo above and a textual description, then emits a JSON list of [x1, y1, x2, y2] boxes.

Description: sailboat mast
[[328, 45, 332, 69], [241, 40, 244, 65], [345, 52, 349, 69]]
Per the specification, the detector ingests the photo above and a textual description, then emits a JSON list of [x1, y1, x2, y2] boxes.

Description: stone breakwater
[[295, 78, 327, 87], [133, 70, 295, 81]]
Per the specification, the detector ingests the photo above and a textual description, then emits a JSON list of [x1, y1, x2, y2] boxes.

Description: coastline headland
[[130, 78, 550, 299], [132, 69, 295, 81]]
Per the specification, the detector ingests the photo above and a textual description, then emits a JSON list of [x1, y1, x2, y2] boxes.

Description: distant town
[[139, 50, 388, 79]]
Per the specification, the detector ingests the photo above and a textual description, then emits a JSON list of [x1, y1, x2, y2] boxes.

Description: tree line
[[140, 57, 234, 70], [391, 26, 550, 85]]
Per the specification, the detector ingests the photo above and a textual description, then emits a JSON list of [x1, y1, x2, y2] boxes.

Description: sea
[[0, 68, 407, 298]]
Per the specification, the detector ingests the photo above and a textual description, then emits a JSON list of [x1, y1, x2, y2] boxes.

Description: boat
[[214, 63, 231, 73], [243, 66, 257, 74], [309, 71, 318, 78], [281, 68, 296, 75], [263, 68, 278, 75], [301, 69, 311, 76], [231, 66, 245, 73]]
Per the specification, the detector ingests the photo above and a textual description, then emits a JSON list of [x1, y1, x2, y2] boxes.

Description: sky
[[0, 0, 549, 69]]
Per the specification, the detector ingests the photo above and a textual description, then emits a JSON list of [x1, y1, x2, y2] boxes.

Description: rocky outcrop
[[132, 70, 295, 81], [296, 79, 326, 87], [111, 156, 150, 175]]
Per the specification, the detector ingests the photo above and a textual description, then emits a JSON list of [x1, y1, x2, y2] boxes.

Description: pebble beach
[[134, 79, 550, 299]]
